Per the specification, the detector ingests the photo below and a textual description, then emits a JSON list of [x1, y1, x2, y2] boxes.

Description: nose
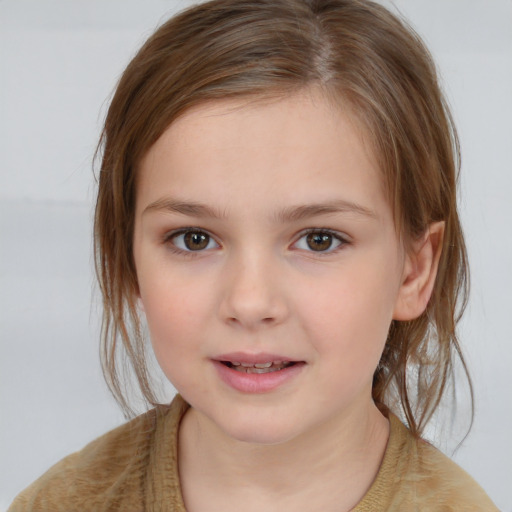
[[218, 251, 289, 330]]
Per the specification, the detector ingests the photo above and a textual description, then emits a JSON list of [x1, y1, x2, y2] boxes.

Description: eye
[[168, 229, 219, 252], [294, 229, 346, 253]]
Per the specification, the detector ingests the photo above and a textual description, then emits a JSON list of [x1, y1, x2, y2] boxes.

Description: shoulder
[[386, 415, 499, 511], [8, 397, 186, 512]]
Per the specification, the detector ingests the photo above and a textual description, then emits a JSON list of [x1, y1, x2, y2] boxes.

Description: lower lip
[[213, 361, 305, 394]]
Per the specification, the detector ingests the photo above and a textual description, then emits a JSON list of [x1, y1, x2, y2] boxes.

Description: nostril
[[227, 316, 274, 325]]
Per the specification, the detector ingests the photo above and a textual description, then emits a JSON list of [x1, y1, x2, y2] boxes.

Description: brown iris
[[306, 232, 333, 251], [184, 231, 210, 250]]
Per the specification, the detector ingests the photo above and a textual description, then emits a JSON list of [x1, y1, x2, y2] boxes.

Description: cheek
[[299, 262, 399, 365], [301, 280, 395, 404], [140, 281, 213, 394], [137, 248, 205, 330], [138, 269, 207, 367], [141, 281, 200, 339]]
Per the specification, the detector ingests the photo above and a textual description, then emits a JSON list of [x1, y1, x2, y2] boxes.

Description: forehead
[[136, 90, 389, 222], [147, 90, 373, 159]]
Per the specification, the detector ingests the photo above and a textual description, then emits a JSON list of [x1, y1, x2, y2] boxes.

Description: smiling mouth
[[221, 361, 297, 374]]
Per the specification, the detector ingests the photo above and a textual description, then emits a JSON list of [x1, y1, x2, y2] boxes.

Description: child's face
[[133, 90, 407, 445]]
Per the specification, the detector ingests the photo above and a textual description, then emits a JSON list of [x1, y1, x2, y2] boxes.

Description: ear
[[393, 221, 445, 321]]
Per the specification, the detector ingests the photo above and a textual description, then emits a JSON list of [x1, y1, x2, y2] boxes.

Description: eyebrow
[[143, 198, 377, 222], [273, 200, 377, 223], [143, 199, 229, 220]]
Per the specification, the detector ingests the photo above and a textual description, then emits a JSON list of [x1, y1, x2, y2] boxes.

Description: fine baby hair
[[10, 0, 500, 510], [96, 0, 468, 435]]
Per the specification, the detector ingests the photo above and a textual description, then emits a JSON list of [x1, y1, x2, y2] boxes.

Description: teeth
[[254, 362, 272, 368], [229, 361, 286, 368], [229, 361, 294, 373], [246, 367, 280, 374]]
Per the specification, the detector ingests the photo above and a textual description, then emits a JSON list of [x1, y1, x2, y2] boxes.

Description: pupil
[[307, 232, 332, 251], [184, 231, 209, 250]]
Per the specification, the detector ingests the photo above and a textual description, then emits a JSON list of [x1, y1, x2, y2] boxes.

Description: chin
[[217, 414, 303, 446], [227, 428, 294, 446]]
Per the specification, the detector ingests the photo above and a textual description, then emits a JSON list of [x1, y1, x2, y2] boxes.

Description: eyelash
[[163, 227, 350, 258], [294, 228, 349, 255], [163, 228, 219, 258]]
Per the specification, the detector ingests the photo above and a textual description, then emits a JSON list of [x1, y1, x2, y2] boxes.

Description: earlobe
[[393, 221, 445, 321]]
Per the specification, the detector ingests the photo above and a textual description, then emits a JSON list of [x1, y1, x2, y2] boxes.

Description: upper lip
[[214, 352, 300, 364]]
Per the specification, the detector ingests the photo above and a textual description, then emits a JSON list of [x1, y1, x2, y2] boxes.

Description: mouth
[[213, 355, 305, 393], [220, 360, 297, 374]]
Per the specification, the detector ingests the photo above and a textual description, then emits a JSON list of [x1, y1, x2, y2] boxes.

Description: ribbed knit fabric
[[9, 395, 498, 511]]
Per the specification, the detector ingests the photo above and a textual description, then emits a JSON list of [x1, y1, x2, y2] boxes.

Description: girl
[[9, 0, 499, 510]]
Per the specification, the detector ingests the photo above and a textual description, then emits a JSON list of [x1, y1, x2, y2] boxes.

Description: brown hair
[[94, 0, 472, 436]]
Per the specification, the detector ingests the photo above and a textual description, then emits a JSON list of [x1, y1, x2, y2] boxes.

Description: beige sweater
[[9, 395, 498, 511]]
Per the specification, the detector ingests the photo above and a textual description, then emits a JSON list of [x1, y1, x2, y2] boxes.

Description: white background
[[1, 0, 511, 510]]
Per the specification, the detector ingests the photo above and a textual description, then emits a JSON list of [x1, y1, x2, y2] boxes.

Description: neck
[[178, 397, 389, 512]]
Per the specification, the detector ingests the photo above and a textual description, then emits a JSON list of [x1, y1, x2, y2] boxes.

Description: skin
[[133, 89, 443, 511]]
